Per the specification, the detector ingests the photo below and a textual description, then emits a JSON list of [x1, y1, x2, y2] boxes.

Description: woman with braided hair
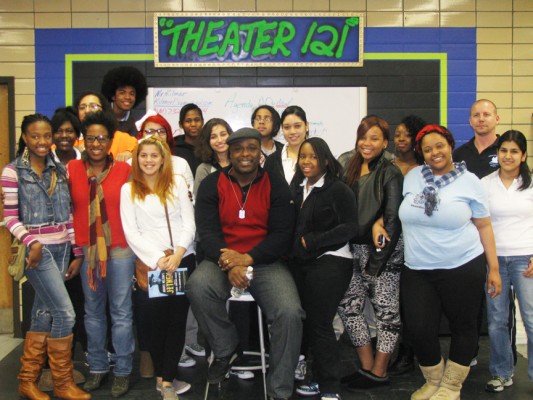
[[2, 113, 90, 400]]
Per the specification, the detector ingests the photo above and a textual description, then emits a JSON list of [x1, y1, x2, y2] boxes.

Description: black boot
[[388, 343, 415, 376]]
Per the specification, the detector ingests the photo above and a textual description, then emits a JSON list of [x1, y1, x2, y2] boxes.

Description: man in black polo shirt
[[453, 99, 500, 178], [454, 99, 518, 368]]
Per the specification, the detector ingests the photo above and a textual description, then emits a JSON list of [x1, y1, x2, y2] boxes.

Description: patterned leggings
[[338, 242, 402, 354]]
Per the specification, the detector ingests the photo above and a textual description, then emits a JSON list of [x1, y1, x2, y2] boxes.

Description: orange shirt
[[73, 130, 137, 158]]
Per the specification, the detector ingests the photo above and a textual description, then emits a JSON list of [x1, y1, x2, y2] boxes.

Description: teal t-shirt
[[399, 166, 489, 270]]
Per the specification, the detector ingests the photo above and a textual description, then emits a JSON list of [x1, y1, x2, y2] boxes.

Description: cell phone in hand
[[378, 235, 386, 247]]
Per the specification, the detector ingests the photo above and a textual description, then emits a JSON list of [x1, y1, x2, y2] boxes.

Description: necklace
[[228, 169, 257, 219]]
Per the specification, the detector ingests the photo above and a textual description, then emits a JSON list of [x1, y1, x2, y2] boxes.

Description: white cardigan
[[120, 175, 196, 268]]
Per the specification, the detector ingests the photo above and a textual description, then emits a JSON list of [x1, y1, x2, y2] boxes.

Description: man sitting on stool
[[187, 128, 304, 400]]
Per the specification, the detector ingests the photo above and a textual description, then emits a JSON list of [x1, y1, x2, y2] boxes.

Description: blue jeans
[[80, 254, 135, 376], [186, 259, 304, 399], [486, 254, 533, 381], [24, 243, 75, 338]]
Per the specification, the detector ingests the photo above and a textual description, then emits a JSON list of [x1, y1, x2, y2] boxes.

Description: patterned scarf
[[85, 156, 113, 290], [421, 161, 467, 216]]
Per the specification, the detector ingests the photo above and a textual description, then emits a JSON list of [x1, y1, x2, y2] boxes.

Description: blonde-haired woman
[[120, 136, 195, 400]]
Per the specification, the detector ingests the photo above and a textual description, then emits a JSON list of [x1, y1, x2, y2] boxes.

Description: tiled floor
[[0, 333, 22, 362], [0, 334, 531, 399]]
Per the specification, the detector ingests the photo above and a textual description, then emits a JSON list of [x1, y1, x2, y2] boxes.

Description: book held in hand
[[147, 268, 188, 298]]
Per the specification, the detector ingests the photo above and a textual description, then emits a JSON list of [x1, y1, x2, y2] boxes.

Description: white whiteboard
[[146, 87, 367, 157]]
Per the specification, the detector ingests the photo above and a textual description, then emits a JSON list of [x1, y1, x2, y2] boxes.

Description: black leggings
[[401, 253, 486, 367]]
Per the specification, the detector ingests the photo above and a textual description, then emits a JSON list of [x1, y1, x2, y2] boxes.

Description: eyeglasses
[[55, 128, 76, 135], [144, 128, 167, 137], [78, 103, 102, 111], [85, 135, 110, 144], [254, 116, 272, 123]]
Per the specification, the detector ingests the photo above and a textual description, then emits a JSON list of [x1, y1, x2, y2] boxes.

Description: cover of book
[[147, 268, 188, 298]]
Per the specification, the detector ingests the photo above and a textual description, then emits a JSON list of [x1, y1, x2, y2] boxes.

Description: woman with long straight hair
[[337, 116, 404, 391], [121, 136, 196, 400], [264, 105, 309, 185], [374, 114, 427, 376], [194, 118, 233, 197], [482, 130, 533, 391], [2, 114, 90, 400], [135, 112, 195, 376]]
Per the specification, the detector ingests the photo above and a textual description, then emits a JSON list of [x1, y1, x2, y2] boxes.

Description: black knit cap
[[226, 127, 262, 146]]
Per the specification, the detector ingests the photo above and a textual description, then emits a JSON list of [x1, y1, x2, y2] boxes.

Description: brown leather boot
[[47, 334, 91, 400], [18, 331, 51, 400]]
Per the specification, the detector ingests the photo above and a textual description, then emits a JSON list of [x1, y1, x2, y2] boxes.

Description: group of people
[[2, 81, 532, 400]]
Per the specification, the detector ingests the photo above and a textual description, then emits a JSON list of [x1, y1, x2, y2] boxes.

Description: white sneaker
[[185, 343, 206, 357], [321, 394, 341, 400], [230, 370, 255, 380], [156, 379, 192, 395], [178, 354, 196, 368], [294, 355, 306, 381], [485, 376, 513, 393], [296, 382, 319, 396]]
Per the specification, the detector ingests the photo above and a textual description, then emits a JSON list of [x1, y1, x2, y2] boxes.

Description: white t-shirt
[[482, 170, 533, 256], [399, 165, 489, 270]]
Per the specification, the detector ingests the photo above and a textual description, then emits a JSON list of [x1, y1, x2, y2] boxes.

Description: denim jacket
[[11, 155, 71, 226]]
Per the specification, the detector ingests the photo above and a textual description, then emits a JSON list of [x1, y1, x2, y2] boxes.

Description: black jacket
[[347, 153, 403, 276], [264, 147, 298, 186], [172, 135, 201, 177], [290, 175, 358, 261]]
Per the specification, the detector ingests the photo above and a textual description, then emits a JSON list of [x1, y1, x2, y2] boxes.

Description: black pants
[[290, 255, 352, 394], [401, 253, 486, 367], [148, 254, 194, 382], [133, 285, 151, 352]]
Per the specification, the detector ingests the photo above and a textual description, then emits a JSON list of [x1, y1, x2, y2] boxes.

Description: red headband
[[415, 124, 455, 154]]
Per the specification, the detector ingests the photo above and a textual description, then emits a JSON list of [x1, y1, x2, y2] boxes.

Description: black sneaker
[[207, 351, 239, 384], [388, 345, 415, 376], [347, 370, 389, 391], [340, 371, 359, 385]]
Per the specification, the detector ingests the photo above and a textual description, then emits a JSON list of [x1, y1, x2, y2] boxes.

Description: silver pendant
[[239, 209, 245, 219]]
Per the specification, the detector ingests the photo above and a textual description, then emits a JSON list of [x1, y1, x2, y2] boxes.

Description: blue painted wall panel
[[35, 27, 477, 142], [448, 108, 472, 124]]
